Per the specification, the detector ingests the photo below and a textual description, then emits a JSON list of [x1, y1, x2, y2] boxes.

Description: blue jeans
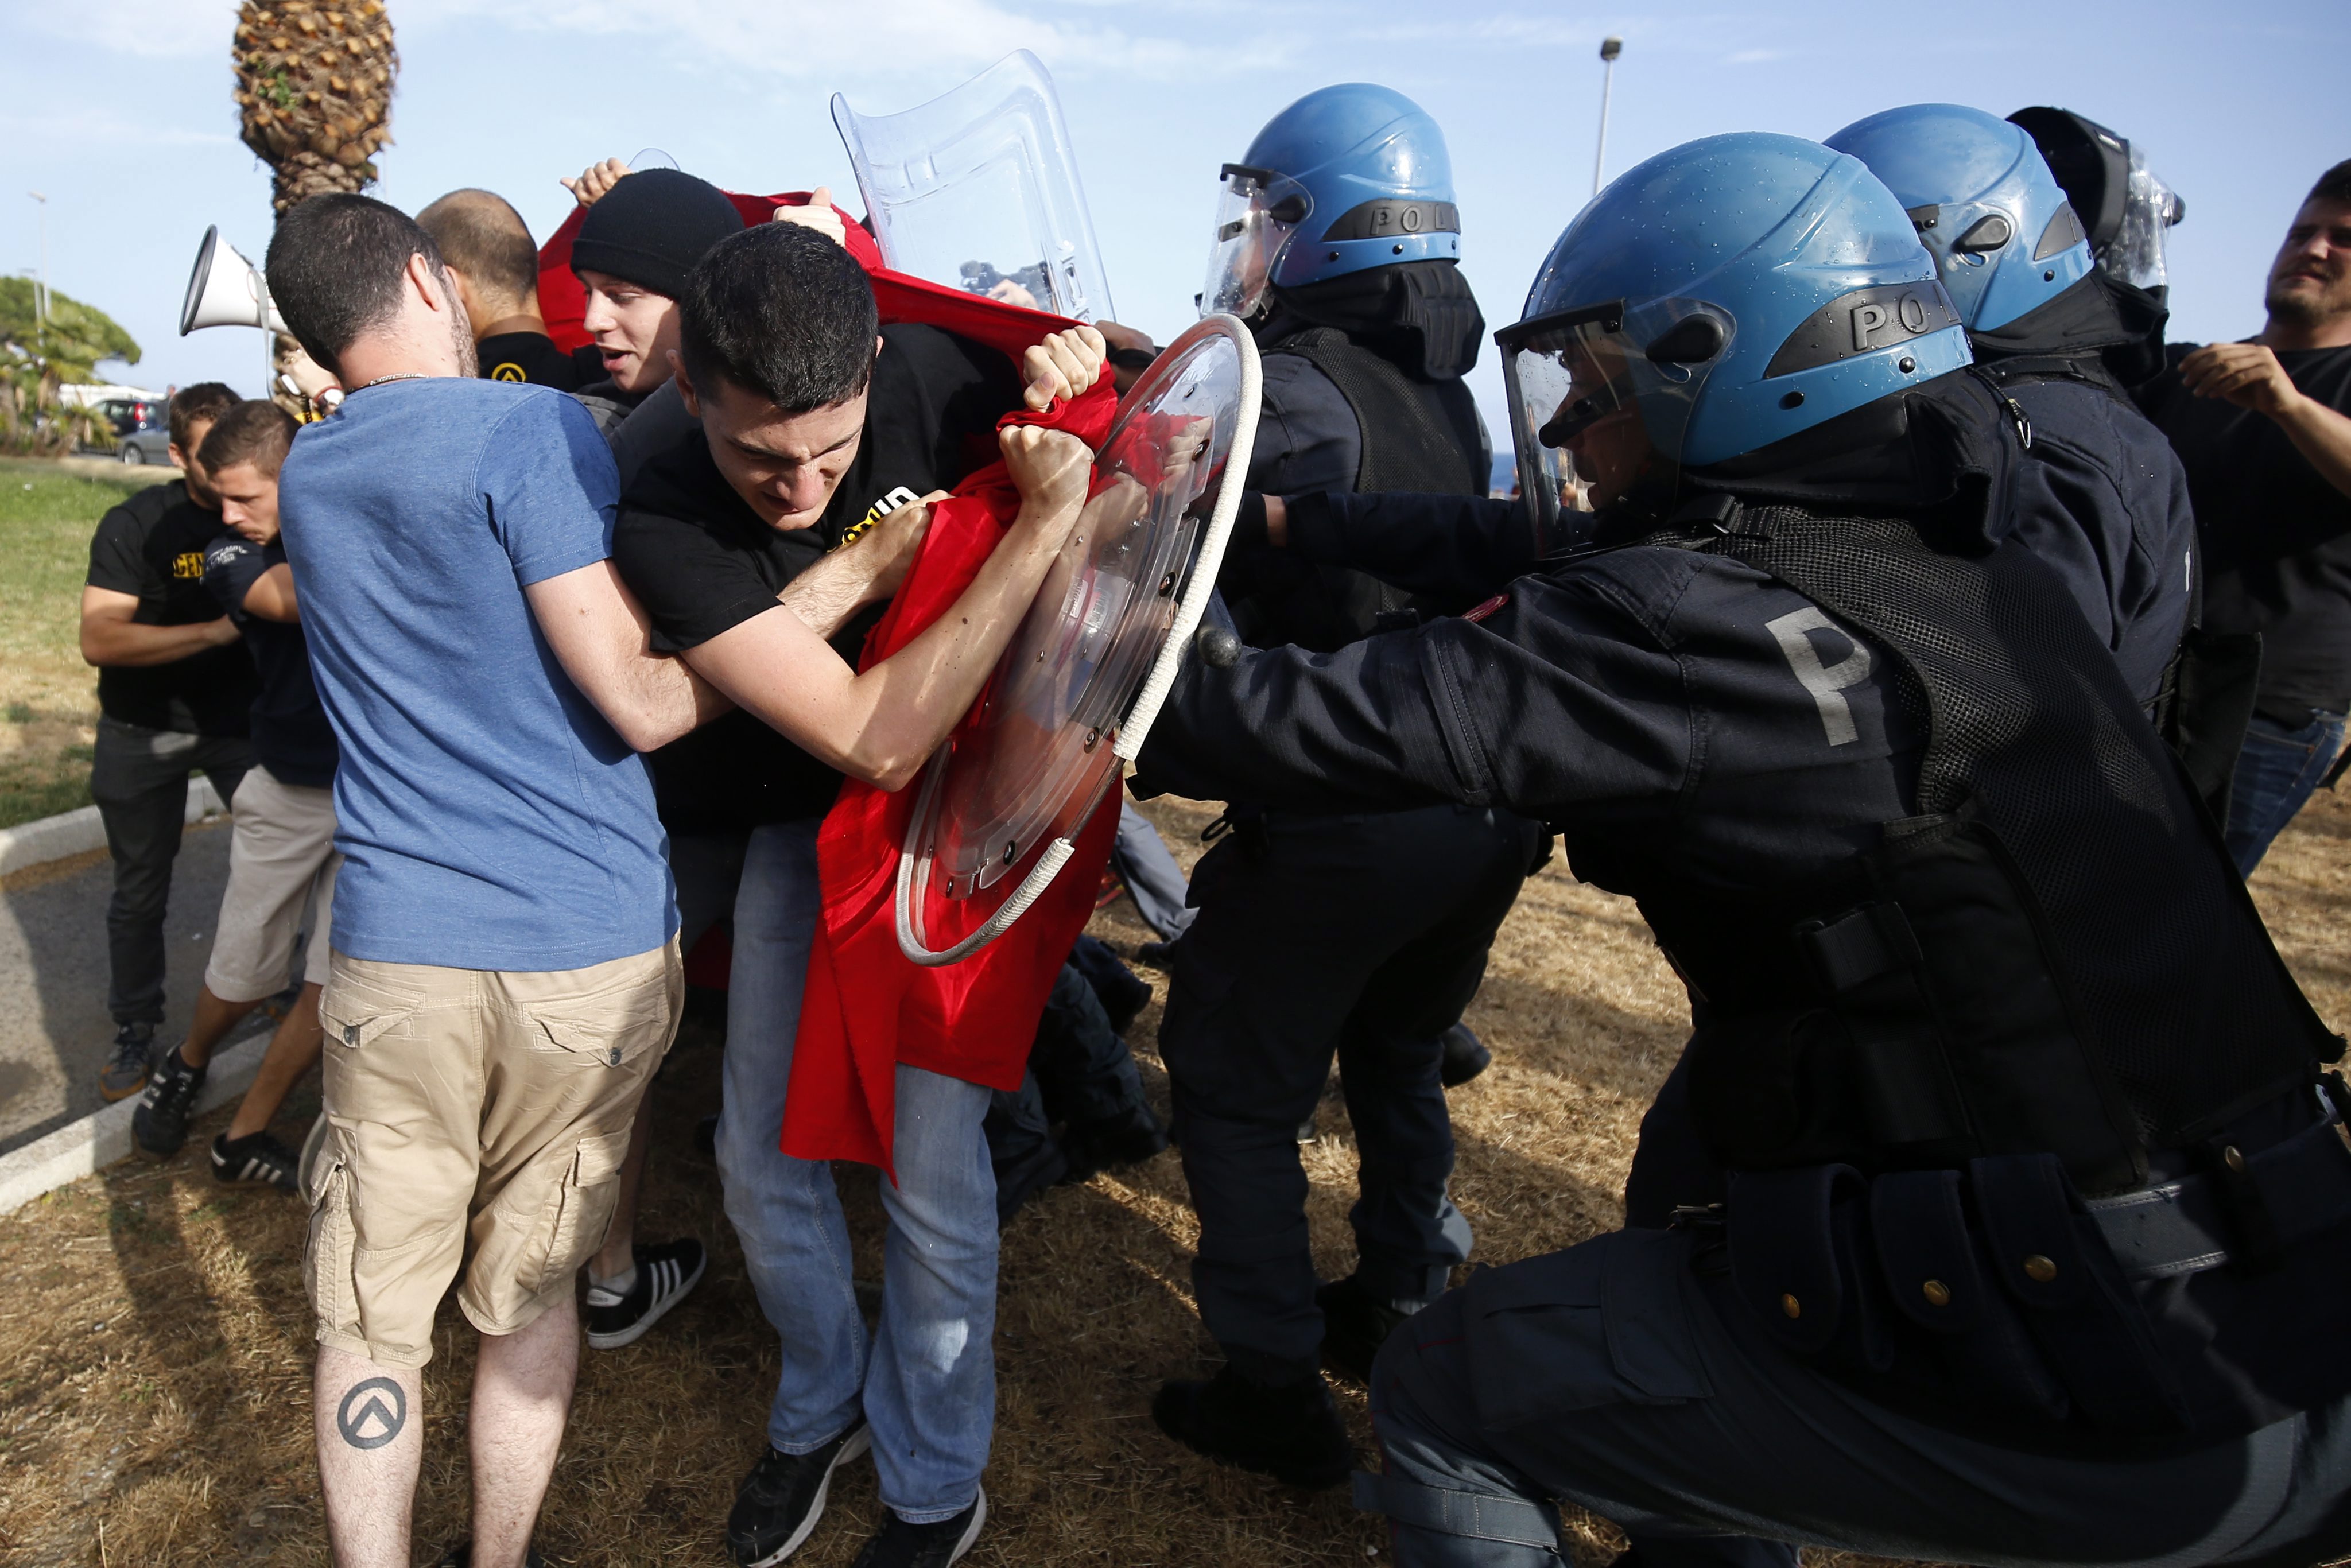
[[2224, 709, 2348, 876], [715, 820, 999, 1522]]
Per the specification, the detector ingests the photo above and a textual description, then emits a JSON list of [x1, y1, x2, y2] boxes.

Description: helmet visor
[[1496, 296, 1733, 545], [2102, 148, 2182, 292], [1200, 164, 1311, 319]]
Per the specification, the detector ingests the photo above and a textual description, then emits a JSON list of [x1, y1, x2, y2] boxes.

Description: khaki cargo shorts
[[305, 939, 681, 1367]]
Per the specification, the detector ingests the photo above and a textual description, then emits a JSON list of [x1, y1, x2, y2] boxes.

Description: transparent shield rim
[[894, 315, 1264, 966]]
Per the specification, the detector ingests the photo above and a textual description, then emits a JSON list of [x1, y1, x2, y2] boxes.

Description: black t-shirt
[[200, 534, 337, 789], [84, 479, 255, 735], [2140, 342, 2351, 723], [477, 329, 586, 391], [612, 323, 1023, 832]]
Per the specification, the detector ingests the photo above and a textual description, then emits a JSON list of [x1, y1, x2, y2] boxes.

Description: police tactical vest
[[1634, 502, 2337, 1194], [1274, 327, 1488, 497], [1233, 326, 1489, 654]]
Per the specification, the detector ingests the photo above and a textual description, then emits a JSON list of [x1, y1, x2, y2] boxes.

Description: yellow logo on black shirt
[[172, 552, 206, 580], [835, 485, 922, 550], [490, 362, 528, 382]]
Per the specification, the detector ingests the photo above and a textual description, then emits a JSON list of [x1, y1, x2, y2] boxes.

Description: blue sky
[[3, 0, 2345, 447]]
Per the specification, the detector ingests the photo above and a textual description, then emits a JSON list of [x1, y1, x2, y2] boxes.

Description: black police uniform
[[1157, 259, 1546, 1387], [1135, 371, 2351, 1567], [1965, 271, 2195, 708]]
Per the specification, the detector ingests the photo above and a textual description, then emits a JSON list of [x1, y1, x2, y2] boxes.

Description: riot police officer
[[1824, 103, 2194, 709], [1147, 83, 1546, 1488], [1136, 132, 2351, 1567]]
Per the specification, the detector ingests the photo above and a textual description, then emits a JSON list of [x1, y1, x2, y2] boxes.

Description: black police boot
[[1058, 1101, 1169, 1182], [1316, 1274, 1423, 1384], [1151, 1363, 1349, 1489], [1438, 1022, 1493, 1088]]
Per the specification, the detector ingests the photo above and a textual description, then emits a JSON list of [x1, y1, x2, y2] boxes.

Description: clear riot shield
[[833, 50, 1115, 323], [895, 316, 1262, 966]]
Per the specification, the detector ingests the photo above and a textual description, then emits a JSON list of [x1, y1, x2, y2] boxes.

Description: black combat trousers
[[1363, 1226, 2351, 1567], [1159, 802, 1542, 1380], [89, 715, 250, 1027]]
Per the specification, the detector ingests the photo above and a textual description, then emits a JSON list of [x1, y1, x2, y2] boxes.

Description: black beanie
[[570, 168, 746, 300]]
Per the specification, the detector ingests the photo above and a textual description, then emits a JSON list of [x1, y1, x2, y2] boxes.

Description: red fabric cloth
[[537, 181, 1124, 1177], [538, 189, 1081, 362], [784, 414, 1122, 1175]]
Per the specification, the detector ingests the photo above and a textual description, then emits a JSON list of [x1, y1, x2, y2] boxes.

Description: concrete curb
[[0, 777, 242, 1217], [0, 777, 227, 878], [0, 1024, 273, 1216]]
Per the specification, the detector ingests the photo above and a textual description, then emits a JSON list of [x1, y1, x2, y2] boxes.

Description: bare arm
[[777, 490, 943, 638], [240, 562, 301, 624], [524, 560, 734, 751], [79, 586, 239, 666], [681, 425, 1093, 792], [2181, 341, 2351, 500]]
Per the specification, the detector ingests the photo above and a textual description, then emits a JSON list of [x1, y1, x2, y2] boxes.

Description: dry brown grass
[[2, 787, 2345, 1567]]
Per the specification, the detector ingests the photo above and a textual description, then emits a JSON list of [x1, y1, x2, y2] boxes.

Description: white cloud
[[397, 0, 1243, 83], [22, 0, 238, 59], [0, 107, 236, 149]]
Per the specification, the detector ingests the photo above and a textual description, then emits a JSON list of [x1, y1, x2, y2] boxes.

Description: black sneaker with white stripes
[[131, 1046, 206, 1158], [211, 1130, 301, 1190], [584, 1238, 706, 1350]]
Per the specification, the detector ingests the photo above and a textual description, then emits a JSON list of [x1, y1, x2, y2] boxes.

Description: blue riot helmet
[[1497, 132, 1970, 540], [1201, 83, 1460, 319], [1825, 103, 2094, 332]]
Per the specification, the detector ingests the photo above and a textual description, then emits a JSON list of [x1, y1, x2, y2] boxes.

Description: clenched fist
[[1000, 425, 1094, 517]]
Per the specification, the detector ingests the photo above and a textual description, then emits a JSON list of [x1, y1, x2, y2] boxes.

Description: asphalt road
[[0, 818, 270, 1155]]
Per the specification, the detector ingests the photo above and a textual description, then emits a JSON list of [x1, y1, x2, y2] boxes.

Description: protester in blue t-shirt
[[263, 193, 1093, 1568]]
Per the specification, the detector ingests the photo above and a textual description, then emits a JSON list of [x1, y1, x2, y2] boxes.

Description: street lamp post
[[1593, 37, 1624, 198], [27, 191, 48, 352]]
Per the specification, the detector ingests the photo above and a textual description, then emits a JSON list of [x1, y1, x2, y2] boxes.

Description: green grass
[[0, 457, 152, 525], [0, 457, 158, 829]]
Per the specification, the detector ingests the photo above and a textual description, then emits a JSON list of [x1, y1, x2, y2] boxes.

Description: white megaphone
[[180, 225, 287, 336]]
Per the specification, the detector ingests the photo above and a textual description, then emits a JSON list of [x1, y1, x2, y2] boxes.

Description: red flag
[[534, 187, 1126, 1177]]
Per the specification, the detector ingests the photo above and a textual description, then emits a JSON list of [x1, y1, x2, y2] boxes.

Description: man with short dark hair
[[269, 189, 709, 1568], [267, 192, 1091, 1568], [611, 220, 1103, 1568], [81, 381, 255, 1100], [2142, 159, 2351, 872], [128, 399, 336, 1189], [417, 187, 587, 389]]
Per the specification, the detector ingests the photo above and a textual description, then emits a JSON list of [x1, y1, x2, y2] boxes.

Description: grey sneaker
[[98, 1022, 155, 1103]]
